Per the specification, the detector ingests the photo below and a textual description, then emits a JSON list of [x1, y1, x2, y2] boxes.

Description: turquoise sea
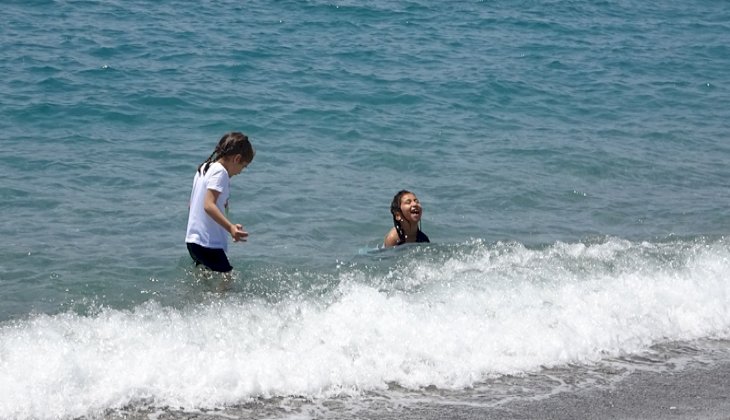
[[2, 1, 729, 418]]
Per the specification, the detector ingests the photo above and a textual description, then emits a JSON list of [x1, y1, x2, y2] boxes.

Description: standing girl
[[383, 190, 430, 248], [185, 132, 255, 272]]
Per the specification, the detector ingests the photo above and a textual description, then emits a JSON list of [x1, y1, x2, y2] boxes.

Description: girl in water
[[185, 132, 255, 272], [383, 190, 430, 248]]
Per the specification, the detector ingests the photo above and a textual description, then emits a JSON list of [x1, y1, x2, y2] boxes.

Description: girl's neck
[[401, 220, 419, 241]]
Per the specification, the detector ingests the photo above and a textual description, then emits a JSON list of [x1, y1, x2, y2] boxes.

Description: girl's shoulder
[[208, 161, 225, 172], [383, 227, 400, 247], [203, 162, 228, 178]]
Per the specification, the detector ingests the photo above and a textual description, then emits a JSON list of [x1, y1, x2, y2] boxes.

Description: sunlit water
[[1, 1, 729, 418]]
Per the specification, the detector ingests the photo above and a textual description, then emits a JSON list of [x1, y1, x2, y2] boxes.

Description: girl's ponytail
[[198, 151, 217, 175]]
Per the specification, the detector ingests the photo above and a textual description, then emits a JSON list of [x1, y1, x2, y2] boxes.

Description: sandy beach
[[111, 352, 730, 420], [390, 360, 730, 420]]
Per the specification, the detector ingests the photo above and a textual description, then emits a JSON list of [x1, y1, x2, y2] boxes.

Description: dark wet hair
[[198, 132, 255, 174], [390, 189, 412, 244]]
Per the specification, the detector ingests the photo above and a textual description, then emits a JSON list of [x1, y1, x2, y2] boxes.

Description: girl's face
[[397, 193, 423, 223], [229, 154, 250, 176]]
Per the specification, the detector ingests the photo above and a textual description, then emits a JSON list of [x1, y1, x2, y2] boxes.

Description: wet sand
[[106, 349, 730, 419], [393, 360, 730, 420]]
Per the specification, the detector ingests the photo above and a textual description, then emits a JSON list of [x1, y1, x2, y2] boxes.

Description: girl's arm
[[204, 188, 248, 242]]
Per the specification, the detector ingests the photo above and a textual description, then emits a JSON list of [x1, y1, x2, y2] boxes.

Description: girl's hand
[[230, 224, 249, 242]]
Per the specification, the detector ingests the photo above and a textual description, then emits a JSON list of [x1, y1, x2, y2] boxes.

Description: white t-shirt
[[185, 162, 230, 251]]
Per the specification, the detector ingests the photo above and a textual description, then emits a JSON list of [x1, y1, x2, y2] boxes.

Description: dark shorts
[[186, 243, 233, 273]]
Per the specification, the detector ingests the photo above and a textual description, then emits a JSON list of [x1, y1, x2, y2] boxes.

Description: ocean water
[[1, 0, 730, 418]]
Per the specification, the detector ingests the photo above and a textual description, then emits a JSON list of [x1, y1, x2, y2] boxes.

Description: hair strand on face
[[390, 189, 412, 244]]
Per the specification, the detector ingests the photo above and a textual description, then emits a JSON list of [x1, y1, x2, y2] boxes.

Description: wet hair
[[198, 132, 255, 175], [390, 189, 413, 244]]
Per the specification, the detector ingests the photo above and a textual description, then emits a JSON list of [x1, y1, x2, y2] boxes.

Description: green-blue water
[[1, 1, 729, 418]]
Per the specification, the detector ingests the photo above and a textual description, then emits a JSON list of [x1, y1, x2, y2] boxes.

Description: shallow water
[[1, 1, 729, 418]]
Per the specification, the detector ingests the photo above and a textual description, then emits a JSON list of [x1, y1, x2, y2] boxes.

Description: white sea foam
[[1, 238, 729, 419]]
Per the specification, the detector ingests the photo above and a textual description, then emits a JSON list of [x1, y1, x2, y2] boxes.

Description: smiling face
[[395, 193, 423, 223]]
